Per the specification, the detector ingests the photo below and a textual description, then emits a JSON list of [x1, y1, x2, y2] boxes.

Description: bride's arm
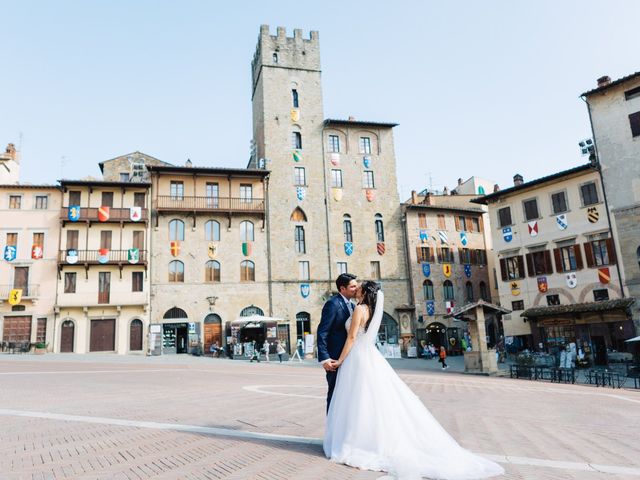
[[335, 306, 365, 366]]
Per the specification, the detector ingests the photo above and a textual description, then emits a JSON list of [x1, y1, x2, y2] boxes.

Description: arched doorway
[[204, 314, 222, 355], [296, 312, 311, 341], [60, 320, 74, 353], [129, 319, 143, 351], [240, 305, 264, 317], [379, 313, 399, 344], [162, 307, 189, 354], [426, 322, 447, 349]]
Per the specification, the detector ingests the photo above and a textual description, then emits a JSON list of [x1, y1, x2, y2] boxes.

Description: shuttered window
[[523, 199, 539, 221], [629, 111, 640, 137], [551, 191, 568, 214], [498, 207, 512, 227], [499, 256, 525, 281], [525, 251, 553, 276], [553, 245, 582, 272]]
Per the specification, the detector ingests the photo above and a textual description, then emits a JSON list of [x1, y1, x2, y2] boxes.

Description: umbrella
[[624, 335, 640, 343]]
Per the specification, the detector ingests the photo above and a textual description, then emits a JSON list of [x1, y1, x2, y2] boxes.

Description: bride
[[323, 281, 504, 480]]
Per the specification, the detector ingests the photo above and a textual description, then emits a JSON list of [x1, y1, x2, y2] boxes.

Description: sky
[[3, 0, 639, 200]]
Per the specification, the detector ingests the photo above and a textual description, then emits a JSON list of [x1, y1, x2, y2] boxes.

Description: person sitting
[[209, 342, 220, 358]]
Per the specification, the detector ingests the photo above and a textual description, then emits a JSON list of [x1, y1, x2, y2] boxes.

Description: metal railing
[[60, 207, 148, 222], [0, 284, 40, 299], [58, 250, 148, 264], [155, 196, 265, 212]]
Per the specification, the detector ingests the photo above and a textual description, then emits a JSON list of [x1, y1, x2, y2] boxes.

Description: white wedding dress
[[323, 291, 504, 480]]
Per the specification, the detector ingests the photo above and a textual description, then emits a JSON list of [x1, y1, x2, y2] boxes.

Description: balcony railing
[[0, 284, 39, 299], [155, 196, 265, 212], [58, 250, 148, 265], [60, 207, 149, 222]]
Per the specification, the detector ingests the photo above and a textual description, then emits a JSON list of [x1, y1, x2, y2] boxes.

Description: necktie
[[346, 300, 353, 315]]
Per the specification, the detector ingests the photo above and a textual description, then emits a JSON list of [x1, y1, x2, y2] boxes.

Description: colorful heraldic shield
[[292, 150, 302, 162], [242, 242, 252, 257], [442, 264, 452, 277], [98, 206, 110, 222], [537, 276, 548, 293], [464, 264, 472, 278], [208, 242, 218, 259], [66, 249, 78, 264], [98, 248, 110, 264], [300, 283, 310, 298], [332, 188, 343, 202], [587, 207, 599, 223], [68, 205, 80, 222], [130, 207, 142, 222], [445, 301, 454, 314], [296, 187, 306, 201], [8, 289, 22, 306], [438, 230, 448, 244], [598, 267, 610, 284], [128, 248, 139, 264], [528, 221, 538, 237], [426, 301, 435, 316], [31, 245, 43, 260], [363, 156, 371, 168], [344, 242, 353, 256], [419, 230, 428, 243], [4, 245, 17, 262], [290, 109, 300, 122], [422, 263, 431, 277], [365, 189, 375, 202], [460, 231, 468, 246], [170, 241, 180, 257], [330, 153, 340, 166], [566, 273, 577, 289], [510, 281, 520, 296], [502, 227, 513, 242], [376, 242, 385, 255], [556, 214, 568, 230]]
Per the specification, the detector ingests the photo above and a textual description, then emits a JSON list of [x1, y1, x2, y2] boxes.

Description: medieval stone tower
[[251, 25, 411, 346]]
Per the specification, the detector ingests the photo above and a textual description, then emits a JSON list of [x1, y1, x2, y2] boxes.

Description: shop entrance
[[592, 336, 607, 366], [426, 322, 447, 349], [162, 323, 189, 354]]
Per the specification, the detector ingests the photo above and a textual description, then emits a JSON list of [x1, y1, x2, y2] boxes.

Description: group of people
[[248, 339, 287, 363], [420, 341, 450, 370]]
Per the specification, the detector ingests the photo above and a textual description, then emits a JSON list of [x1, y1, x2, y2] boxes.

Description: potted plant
[[34, 342, 48, 354]]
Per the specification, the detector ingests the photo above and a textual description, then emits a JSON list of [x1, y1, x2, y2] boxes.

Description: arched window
[[205, 260, 221, 282], [168, 260, 184, 282], [292, 89, 299, 108], [296, 312, 311, 340], [443, 280, 454, 300], [343, 214, 353, 242], [241, 305, 264, 317], [290, 207, 307, 222], [375, 213, 384, 242], [241, 260, 255, 282], [465, 281, 474, 303], [295, 226, 306, 253], [240, 221, 254, 242], [169, 219, 184, 241], [292, 131, 302, 149], [163, 307, 188, 319], [205, 220, 220, 241], [423, 280, 434, 301], [479, 281, 489, 301], [273, 53, 278, 63]]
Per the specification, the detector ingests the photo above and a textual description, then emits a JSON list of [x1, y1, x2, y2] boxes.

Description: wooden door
[[2, 316, 32, 342], [60, 320, 74, 352], [90, 319, 115, 351], [98, 272, 110, 304], [204, 323, 222, 355], [130, 320, 143, 351]]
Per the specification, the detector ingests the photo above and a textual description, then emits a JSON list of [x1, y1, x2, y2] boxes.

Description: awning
[[444, 299, 511, 320], [230, 314, 284, 325], [521, 298, 635, 319], [625, 335, 640, 343]]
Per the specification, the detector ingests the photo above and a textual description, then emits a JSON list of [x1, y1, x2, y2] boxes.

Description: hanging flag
[[31, 245, 43, 260], [419, 230, 428, 243], [528, 221, 538, 237], [296, 187, 306, 201], [510, 281, 520, 296], [66, 249, 78, 264], [98, 248, 110, 264], [300, 283, 310, 298], [208, 242, 218, 259], [438, 230, 448, 244], [502, 227, 513, 242], [344, 242, 353, 256], [464, 264, 472, 278], [3, 245, 16, 262], [442, 264, 452, 277], [332, 188, 343, 202], [445, 300, 455, 314], [537, 276, 548, 293], [566, 272, 577, 289], [170, 241, 180, 257], [426, 301, 435, 316], [128, 248, 139, 264], [290, 109, 300, 122], [587, 207, 599, 223], [242, 242, 252, 256], [460, 231, 468, 246], [330, 153, 340, 166], [68, 206, 80, 222], [422, 263, 431, 277], [292, 150, 302, 163], [98, 206, 110, 222], [363, 156, 371, 168], [130, 207, 142, 222], [556, 214, 568, 230], [365, 189, 375, 202], [598, 267, 610, 284], [8, 289, 22, 306], [376, 242, 385, 255]]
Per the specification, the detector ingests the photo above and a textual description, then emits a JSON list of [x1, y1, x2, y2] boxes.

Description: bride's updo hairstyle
[[359, 280, 381, 331]]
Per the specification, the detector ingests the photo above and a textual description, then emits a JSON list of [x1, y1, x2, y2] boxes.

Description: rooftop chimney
[[443, 186, 449, 196], [423, 192, 433, 206], [457, 178, 463, 186], [348, 116, 355, 121], [597, 76, 611, 88], [493, 184, 500, 193], [4, 143, 17, 160], [185, 159, 193, 168], [411, 190, 418, 204], [513, 174, 524, 186]]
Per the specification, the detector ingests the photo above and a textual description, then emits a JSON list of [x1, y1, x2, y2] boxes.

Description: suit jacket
[[317, 294, 351, 363]]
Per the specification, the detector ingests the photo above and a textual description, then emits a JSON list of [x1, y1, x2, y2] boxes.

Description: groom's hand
[[322, 359, 337, 372]]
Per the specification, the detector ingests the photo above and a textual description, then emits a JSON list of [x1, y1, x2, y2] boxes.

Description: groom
[[317, 273, 358, 412]]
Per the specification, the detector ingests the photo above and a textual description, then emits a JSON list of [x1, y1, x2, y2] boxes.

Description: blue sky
[[3, 1, 639, 199]]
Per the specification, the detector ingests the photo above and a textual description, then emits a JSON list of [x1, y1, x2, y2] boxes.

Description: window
[[206, 183, 219, 208], [9, 195, 21, 209], [100, 231, 112, 250], [370, 261, 381, 280], [292, 132, 302, 149], [471, 217, 480, 232], [588, 239, 613, 266], [479, 281, 489, 301], [418, 213, 427, 229], [337, 262, 348, 274], [241, 260, 255, 282], [132, 272, 144, 292], [417, 246, 435, 263], [328, 135, 340, 153], [169, 219, 185, 241], [240, 221, 254, 242], [593, 289, 609, 302], [359, 137, 371, 154], [170, 181, 184, 200], [580, 182, 599, 206], [205, 260, 221, 282], [343, 215, 353, 242], [98, 272, 110, 304], [205, 220, 220, 241], [437, 214, 446, 229], [64, 272, 76, 293], [439, 247, 455, 263], [133, 231, 144, 250], [101, 192, 114, 207], [511, 300, 524, 311], [475, 249, 487, 266], [465, 282, 474, 302], [35, 196, 48, 209], [331, 169, 343, 188], [295, 226, 306, 253], [443, 280, 454, 300], [66, 230, 78, 250], [456, 216, 467, 231], [69, 190, 81, 205], [551, 191, 568, 214], [120, 173, 130, 182], [273, 53, 278, 63], [546, 294, 560, 306], [240, 184, 253, 202], [500, 255, 525, 280], [630, 111, 640, 137], [134, 192, 146, 208], [294, 167, 306, 186], [523, 198, 539, 221], [33, 233, 44, 247], [290, 207, 307, 222], [423, 280, 434, 300], [375, 214, 384, 242], [555, 245, 581, 272], [7, 232, 17, 247], [637, 246, 640, 269], [498, 207, 512, 227], [526, 251, 553, 276], [36, 318, 47, 343], [299, 261, 310, 280], [625, 86, 640, 101], [168, 260, 184, 282], [460, 248, 471, 264], [362, 171, 375, 188], [292, 89, 299, 108]]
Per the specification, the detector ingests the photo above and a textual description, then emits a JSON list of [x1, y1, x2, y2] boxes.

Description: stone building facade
[[582, 72, 640, 336]]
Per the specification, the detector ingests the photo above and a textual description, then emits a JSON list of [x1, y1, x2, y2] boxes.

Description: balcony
[[60, 207, 149, 224], [58, 250, 148, 266], [155, 196, 265, 213], [56, 291, 148, 308], [0, 284, 39, 300]]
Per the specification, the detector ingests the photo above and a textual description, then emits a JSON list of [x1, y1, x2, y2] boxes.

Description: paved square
[[0, 355, 639, 480]]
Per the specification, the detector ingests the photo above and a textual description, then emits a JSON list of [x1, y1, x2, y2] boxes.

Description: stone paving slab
[[0, 355, 639, 479]]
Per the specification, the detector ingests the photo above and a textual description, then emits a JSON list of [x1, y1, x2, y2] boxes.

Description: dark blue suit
[[317, 294, 351, 412]]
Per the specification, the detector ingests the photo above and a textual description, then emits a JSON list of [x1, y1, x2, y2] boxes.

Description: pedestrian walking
[[276, 340, 286, 363], [249, 340, 260, 363], [439, 346, 448, 370], [262, 339, 270, 362]]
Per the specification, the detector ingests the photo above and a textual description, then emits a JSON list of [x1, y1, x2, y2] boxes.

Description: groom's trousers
[[326, 370, 337, 413]]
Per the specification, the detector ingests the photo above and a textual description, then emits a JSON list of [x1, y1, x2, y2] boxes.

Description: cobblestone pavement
[[0, 354, 639, 480]]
